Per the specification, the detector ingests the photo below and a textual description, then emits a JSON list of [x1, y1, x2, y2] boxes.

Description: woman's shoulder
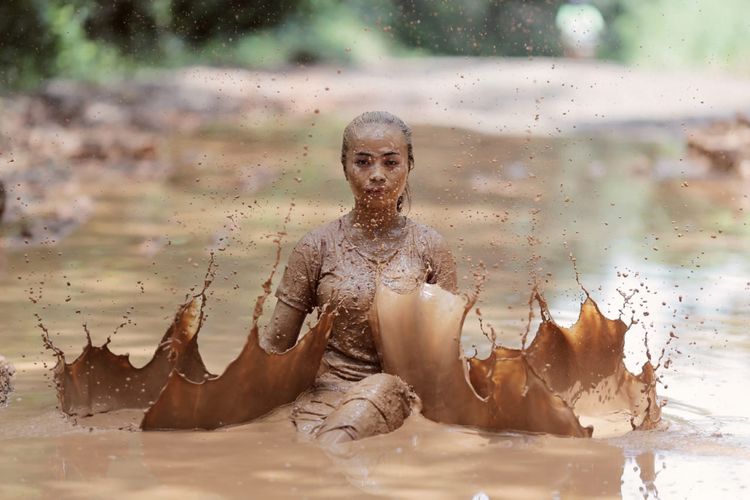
[[406, 218, 450, 248], [294, 216, 345, 248]]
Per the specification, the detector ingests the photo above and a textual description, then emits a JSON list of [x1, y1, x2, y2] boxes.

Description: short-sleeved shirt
[[275, 216, 457, 381]]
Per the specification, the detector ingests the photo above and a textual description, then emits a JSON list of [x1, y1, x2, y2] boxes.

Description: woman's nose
[[369, 168, 386, 183]]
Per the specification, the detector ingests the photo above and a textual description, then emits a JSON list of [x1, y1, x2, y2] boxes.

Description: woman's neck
[[348, 204, 404, 238]]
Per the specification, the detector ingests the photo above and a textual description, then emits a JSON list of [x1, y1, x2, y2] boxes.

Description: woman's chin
[[359, 196, 397, 210]]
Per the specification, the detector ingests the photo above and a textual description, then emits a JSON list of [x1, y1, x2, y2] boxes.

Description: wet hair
[[341, 111, 414, 212]]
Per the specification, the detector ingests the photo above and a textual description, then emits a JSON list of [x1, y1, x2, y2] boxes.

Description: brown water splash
[[370, 283, 660, 438], [141, 306, 334, 430], [52, 251, 335, 429], [51, 292, 211, 416], [141, 232, 335, 430], [51, 249, 656, 436]]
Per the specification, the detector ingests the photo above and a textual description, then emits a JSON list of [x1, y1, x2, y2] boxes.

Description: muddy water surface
[[1, 124, 748, 498]]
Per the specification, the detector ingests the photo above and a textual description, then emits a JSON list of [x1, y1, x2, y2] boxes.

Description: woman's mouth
[[365, 186, 386, 194]]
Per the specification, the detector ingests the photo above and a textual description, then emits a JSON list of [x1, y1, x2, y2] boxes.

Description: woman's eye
[[386, 160, 399, 166], [355, 159, 369, 166]]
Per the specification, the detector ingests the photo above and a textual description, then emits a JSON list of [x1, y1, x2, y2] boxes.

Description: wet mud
[[293, 372, 415, 446], [141, 300, 333, 431], [687, 114, 750, 177], [370, 283, 660, 438]]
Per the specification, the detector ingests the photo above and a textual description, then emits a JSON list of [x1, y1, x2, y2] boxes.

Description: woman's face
[[343, 123, 409, 211]]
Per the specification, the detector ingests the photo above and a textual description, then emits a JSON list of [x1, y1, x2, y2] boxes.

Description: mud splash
[[370, 283, 661, 438], [141, 300, 333, 431], [50, 279, 659, 437], [48, 256, 335, 430], [48, 291, 210, 417], [49, 260, 658, 437]]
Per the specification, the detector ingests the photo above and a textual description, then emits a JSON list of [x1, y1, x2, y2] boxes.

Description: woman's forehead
[[349, 123, 407, 148]]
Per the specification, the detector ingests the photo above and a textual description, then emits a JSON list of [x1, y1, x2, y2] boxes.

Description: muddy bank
[[2, 58, 749, 247], [5, 58, 750, 167], [72, 58, 748, 136], [688, 115, 750, 177], [0, 77, 274, 248]]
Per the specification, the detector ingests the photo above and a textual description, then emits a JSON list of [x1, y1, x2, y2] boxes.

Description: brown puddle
[[7, 123, 749, 497], [370, 283, 661, 438]]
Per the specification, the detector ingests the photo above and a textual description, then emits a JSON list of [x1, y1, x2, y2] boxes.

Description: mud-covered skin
[[270, 115, 458, 444], [276, 215, 457, 380], [293, 372, 415, 445], [278, 213, 456, 443]]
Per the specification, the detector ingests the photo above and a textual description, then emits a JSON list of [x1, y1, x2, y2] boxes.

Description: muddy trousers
[[292, 372, 414, 446]]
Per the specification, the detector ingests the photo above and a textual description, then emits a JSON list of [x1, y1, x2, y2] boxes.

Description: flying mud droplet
[[0, 355, 15, 407]]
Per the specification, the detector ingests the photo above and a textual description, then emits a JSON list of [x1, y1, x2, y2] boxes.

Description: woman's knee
[[316, 373, 415, 443], [346, 373, 413, 410]]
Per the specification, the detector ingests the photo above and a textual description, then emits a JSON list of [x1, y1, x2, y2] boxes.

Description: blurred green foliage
[[601, 0, 750, 72], [392, 0, 563, 56], [0, 0, 565, 88], [193, 1, 402, 67], [1, 0, 748, 90], [0, 0, 58, 88], [51, 2, 130, 80]]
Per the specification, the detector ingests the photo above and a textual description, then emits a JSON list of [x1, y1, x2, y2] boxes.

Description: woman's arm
[[428, 231, 458, 293], [262, 231, 321, 352], [260, 300, 307, 353]]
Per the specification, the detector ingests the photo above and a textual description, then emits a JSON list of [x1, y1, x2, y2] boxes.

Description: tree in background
[[602, 0, 750, 73], [391, 0, 564, 56], [169, 0, 299, 45], [82, 0, 159, 54], [0, 0, 58, 88], [2, 0, 748, 89]]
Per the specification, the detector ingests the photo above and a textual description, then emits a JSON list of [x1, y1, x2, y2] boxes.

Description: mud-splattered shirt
[[275, 216, 457, 381]]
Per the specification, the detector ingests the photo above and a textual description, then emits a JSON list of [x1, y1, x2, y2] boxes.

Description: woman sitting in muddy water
[[261, 111, 457, 445]]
